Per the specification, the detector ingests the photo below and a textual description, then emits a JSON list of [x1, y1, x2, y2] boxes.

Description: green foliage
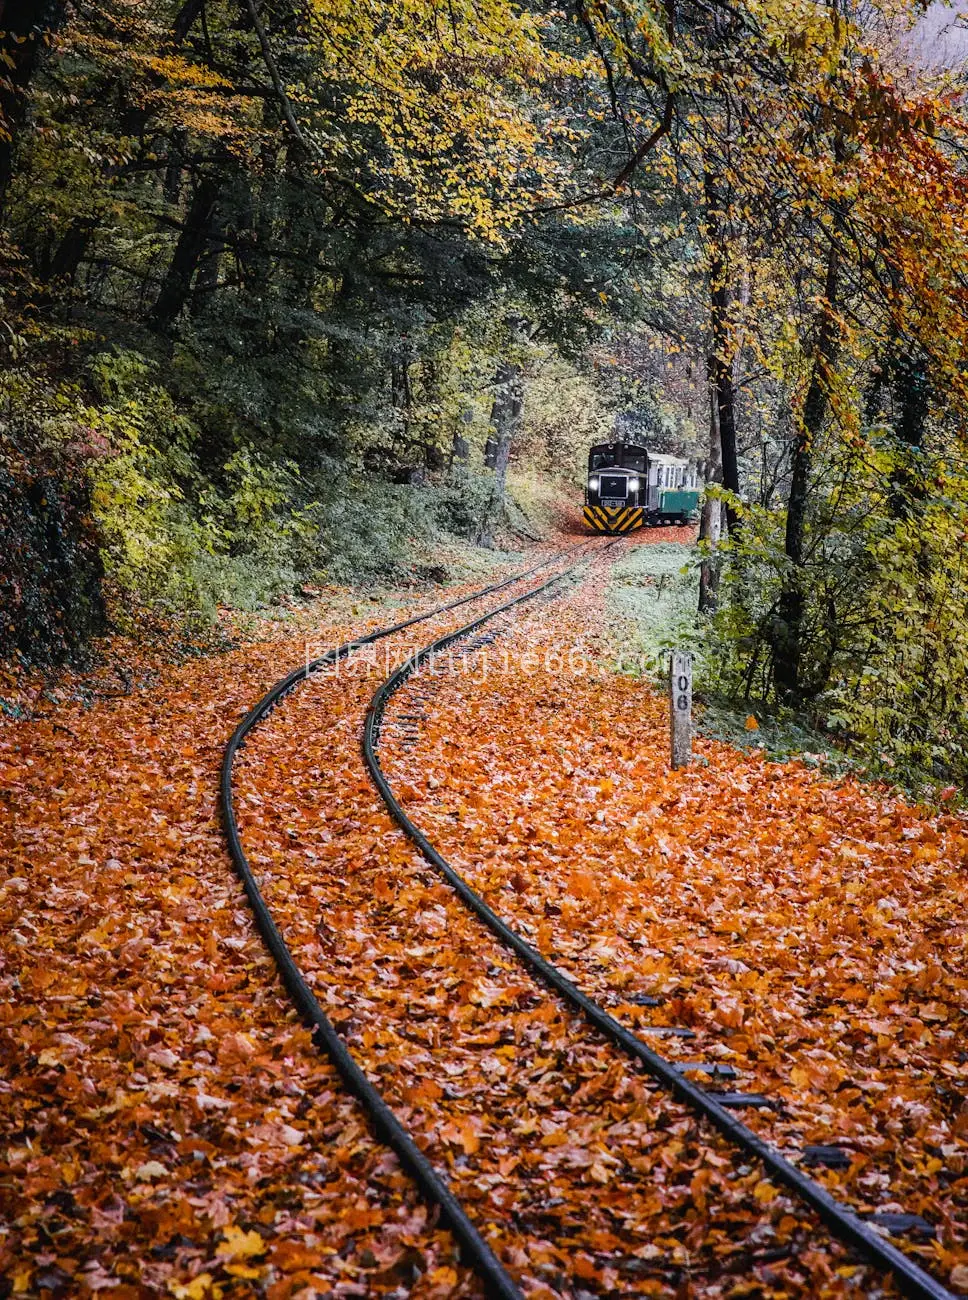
[[517, 360, 614, 483], [429, 468, 496, 541], [83, 352, 517, 610], [0, 0, 701, 669], [707, 434, 968, 791], [81, 352, 312, 615], [827, 483, 968, 786]]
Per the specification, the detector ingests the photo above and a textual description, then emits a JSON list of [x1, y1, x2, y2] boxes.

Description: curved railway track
[[361, 574, 957, 1300], [221, 544, 604, 1300], [222, 538, 956, 1300]]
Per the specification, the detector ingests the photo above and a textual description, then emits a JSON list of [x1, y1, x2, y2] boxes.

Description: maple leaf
[[216, 1226, 267, 1261], [168, 1275, 218, 1300]]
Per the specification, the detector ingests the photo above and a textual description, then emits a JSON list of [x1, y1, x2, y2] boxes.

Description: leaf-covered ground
[[2, 531, 965, 1298], [380, 543, 968, 1294], [0, 565, 535, 1300]]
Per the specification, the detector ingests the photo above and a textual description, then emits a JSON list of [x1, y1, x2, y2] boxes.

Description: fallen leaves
[[0, 579, 508, 1297], [216, 1225, 267, 1261], [4, 530, 964, 1297], [383, 543, 968, 1287], [228, 538, 900, 1294]]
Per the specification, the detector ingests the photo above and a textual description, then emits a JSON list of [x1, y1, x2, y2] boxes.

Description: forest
[[1, 0, 967, 788], [4, 3, 968, 1299]]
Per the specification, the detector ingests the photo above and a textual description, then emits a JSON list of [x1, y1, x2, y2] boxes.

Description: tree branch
[[242, 0, 320, 159]]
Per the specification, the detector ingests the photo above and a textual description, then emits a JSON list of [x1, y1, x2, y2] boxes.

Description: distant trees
[[571, 0, 968, 782], [4, 0, 968, 782]]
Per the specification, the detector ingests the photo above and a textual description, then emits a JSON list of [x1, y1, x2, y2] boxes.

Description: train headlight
[[628, 477, 640, 492], [588, 476, 600, 491]]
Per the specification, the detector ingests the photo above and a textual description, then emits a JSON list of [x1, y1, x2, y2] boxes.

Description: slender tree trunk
[[390, 348, 413, 447], [698, 382, 724, 613], [889, 347, 930, 518], [0, 0, 64, 215], [773, 246, 840, 701], [479, 359, 523, 546], [173, 0, 206, 44], [191, 178, 225, 317], [705, 171, 741, 535], [163, 130, 188, 206], [31, 215, 97, 306], [492, 374, 522, 496], [451, 410, 472, 468], [191, 227, 223, 315], [150, 174, 220, 332], [162, 0, 202, 207], [48, 217, 97, 285]]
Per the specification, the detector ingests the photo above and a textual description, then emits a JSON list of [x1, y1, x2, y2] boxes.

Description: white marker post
[[670, 651, 692, 770]]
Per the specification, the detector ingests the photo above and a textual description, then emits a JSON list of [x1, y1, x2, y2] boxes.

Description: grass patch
[[607, 542, 703, 677], [697, 697, 859, 776]]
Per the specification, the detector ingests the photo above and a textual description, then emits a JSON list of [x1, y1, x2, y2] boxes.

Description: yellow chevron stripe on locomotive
[[583, 504, 644, 534]]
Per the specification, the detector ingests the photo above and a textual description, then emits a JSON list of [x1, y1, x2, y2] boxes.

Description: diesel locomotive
[[583, 441, 700, 533]]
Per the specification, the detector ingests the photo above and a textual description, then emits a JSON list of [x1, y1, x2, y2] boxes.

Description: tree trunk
[[698, 382, 724, 613], [31, 215, 98, 306], [390, 348, 413, 446], [479, 359, 523, 546], [773, 246, 840, 702], [49, 216, 97, 285], [0, 0, 64, 215], [451, 410, 472, 467], [191, 209, 224, 316], [150, 174, 220, 332], [705, 171, 741, 534], [173, 0, 206, 44], [889, 347, 930, 518]]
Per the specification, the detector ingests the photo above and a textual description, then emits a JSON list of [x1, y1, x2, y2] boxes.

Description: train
[[582, 441, 701, 533]]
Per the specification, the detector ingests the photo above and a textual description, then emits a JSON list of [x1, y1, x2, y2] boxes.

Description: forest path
[[1, 529, 966, 1298]]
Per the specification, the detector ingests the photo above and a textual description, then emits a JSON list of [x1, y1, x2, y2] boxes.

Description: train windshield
[[588, 444, 648, 472]]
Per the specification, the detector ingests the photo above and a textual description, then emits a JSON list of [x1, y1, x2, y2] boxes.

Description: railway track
[[361, 565, 958, 1300], [221, 543, 605, 1300], [223, 539, 957, 1300]]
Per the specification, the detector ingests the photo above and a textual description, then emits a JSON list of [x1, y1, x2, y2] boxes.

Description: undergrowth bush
[[1, 346, 524, 660], [703, 439, 968, 792]]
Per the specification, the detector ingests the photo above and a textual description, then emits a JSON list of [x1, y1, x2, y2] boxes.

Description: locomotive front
[[583, 442, 648, 534]]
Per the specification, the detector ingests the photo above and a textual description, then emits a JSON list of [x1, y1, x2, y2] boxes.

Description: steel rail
[[221, 545, 594, 1300], [362, 574, 956, 1300]]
